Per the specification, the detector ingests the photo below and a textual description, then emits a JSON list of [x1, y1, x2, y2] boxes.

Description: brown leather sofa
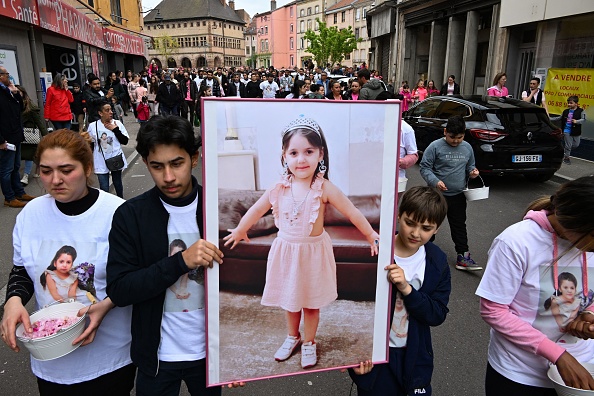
[[218, 189, 380, 301]]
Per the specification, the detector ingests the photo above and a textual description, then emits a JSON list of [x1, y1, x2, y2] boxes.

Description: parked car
[[403, 95, 564, 182]]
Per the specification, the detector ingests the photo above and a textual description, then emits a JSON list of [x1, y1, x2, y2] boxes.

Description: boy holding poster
[[350, 186, 451, 396]]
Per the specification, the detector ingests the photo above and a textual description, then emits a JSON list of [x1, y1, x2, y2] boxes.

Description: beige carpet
[[217, 292, 377, 384]]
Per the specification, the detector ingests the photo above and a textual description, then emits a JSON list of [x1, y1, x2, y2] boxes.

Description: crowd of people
[[0, 59, 592, 396]]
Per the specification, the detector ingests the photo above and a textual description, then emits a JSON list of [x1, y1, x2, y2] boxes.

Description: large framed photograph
[[203, 98, 402, 386]]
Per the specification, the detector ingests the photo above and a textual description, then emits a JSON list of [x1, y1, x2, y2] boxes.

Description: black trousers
[[485, 363, 557, 396], [444, 192, 468, 254], [37, 363, 136, 396], [181, 100, 196, 123]]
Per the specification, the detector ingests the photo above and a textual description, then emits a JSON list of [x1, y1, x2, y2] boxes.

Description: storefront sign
[[0, 0, 38, 24], [545, 68, 594, 139], [44, 44, 81, 86], [38, 0, 105, 48], [103, 27, 145, 57]]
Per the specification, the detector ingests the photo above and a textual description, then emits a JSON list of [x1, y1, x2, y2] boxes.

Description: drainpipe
[[28, 26, 44, 114]]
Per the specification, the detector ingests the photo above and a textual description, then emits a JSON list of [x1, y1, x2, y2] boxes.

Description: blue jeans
[[51, 120, 72, 130], [160, 105, 179, 116], [0, 143, 26, 201], [24, 160, 33, 175], [97, 170, 123, 198], [135, 360, 221, 396]]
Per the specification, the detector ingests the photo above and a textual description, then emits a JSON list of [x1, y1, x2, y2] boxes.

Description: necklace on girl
[[290, 179, 311, 217]]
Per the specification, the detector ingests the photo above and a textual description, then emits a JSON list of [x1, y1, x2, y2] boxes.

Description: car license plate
[[512, 155, 542, 163]]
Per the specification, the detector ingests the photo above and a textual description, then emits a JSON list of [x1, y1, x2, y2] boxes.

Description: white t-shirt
[[158, 195, 206, 362], [476, 219, 594, 387], [88, 120, 129, 174], [13, 191, 132, 384], [260, 81, 279, 98], [399, 120, 418, 180], [389, 245, 425, 347]]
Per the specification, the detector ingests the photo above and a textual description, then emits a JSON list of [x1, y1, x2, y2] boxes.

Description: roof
[[326, 0, 357, 13], [427, 95, 547, 110], [144, 0, 245, 24]]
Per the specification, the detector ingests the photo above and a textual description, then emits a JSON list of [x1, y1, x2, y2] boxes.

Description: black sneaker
[[563, 157, 571, 165]]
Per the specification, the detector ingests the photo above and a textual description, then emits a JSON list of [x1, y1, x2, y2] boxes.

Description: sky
[[141, 0, 293, 19]]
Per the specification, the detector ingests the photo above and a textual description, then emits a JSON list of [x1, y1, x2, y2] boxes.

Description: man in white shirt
[[260, 74, 280, 99], [193, 70, 204, 91]]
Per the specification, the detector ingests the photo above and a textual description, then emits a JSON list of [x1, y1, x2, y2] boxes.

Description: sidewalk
[[551, 156, 594, 183]]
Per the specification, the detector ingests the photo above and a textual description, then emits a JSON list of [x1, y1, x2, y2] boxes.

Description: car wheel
[[524, 172, 555, 183]]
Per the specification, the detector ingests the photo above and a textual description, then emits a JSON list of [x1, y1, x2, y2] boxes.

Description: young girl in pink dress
[[224, 116, 380, 369]]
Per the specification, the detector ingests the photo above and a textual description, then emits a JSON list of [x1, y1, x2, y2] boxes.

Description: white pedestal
[[218, 150, 256, 190]]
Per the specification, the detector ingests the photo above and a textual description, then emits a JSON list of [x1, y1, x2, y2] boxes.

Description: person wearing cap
[[156, 74, 181, 116]]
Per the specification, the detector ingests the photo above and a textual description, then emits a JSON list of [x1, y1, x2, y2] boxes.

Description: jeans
[[51, 120, 72, 130], [0, 142, 26, 201], [23, 160, 33, 175], [37, 363, 136, 396], [97, 170, 123, 198], [182, 100, 196, 123], [563, 133, 581, 157], [444, 192, 469, 254], [135, 360, 221, 396], [160, 104, 179, 116]]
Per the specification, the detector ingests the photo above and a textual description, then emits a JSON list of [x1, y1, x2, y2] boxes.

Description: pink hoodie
[[480, 210, 591, 364]]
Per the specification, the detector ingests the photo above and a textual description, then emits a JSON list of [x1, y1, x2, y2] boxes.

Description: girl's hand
[[73, 298, 115, 346], [352, 360, 374, 375], [223, 228, 250, 249], [366, 232, 380, 256], [556, 351, 594, 390], [0, 296, 31, 352]]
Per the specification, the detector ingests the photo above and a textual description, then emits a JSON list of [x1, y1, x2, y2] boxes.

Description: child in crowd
[[420, 115, 481, 270], [401, 84, 413, 113], [137, 96, 150, 124], [40, 245, 79, 301], [349, 186, 451, 395], [412, 79, 428, 103], [112, 96, 124, 120], [561, 95, 586, 165], [224, 116, 379, 369], [70, 82, 86, 132]]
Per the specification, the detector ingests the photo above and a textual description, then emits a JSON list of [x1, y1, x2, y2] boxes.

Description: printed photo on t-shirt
[[389, 278, 421, 348], [36, 241, 99, 307], [533, 264, 594, 344], [164, 234, 203, 313]]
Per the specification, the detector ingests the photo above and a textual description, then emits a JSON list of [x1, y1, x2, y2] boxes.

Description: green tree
[[303, 19, 362, 68], [154, 34, 179, 62]]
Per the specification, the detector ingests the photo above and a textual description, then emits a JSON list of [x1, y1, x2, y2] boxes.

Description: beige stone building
[[296, 0, 326, 68], [144, 0, 248, 69]]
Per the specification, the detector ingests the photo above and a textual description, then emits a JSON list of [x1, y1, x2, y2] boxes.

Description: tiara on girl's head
[[281, 115, 321, 137]]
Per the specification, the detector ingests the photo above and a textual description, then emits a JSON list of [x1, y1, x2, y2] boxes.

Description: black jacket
[[562, 107, 585, 136], [179, 78, 198, 101], [349, 242, 451, 394], [0, 85, 24, 145], [200, 78, 221, 98], [440, 82, 460, 96], [70, 90, 85, 116], [156, 82, 181, 108], [104, 80, 127, 103], [246, 80, 262, 98], [84, 88, 110, 123], [227, 81, 247, 98], [107, 183, 204, 376]]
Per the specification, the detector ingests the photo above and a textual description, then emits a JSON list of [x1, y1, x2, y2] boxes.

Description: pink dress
[[261, 175, 337, 312]]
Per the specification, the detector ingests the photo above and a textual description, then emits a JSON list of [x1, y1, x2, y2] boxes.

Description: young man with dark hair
[[107, 115, 236, 395], [84, 75, 114, 123], [358, 68, 384, 100], [420, 115, 482, 271], [522, 77, 548, 115]]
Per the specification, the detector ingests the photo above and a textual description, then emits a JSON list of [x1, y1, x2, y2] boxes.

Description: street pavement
[[0, 116, 593, 395]]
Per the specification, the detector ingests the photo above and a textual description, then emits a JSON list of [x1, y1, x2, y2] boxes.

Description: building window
[[333, 14, 337, 24], [355, 28, 359, 39], [346, 54, 350, 60], [356, 8, 360, 20], [166, 24, 170, 28], [315, 20, 319, 30], [307, 19, 311, 30], [184, 23, 187, 27], [203, 21, 206, 26], [266, 40, 269, 51], [363, 8, 367, 19], [300, 38, 304, 49], [300, 9, 304, 17], [290, 6, 293, 17], [110, 0, 122, 24], [87, 0, 94, 6], [290, 37, 294, 49], [290, 55, 294, 67], [300, 20, 304, 32], [315, 5, 319, 14], [178, 23, 181, 28], [265, 26, 268, 34], [290, 23, 293, 33], [147, 25, 151, 30], [307, 7, 311, 15], [341, 11, 345, 23], [200, 36, 207, 46], [261, 39, 265, 51]]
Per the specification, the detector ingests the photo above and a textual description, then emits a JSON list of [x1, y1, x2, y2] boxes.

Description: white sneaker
[[301, 341, 317, 369], [274, 335, 301, 361], [20, 174, 29, 185]]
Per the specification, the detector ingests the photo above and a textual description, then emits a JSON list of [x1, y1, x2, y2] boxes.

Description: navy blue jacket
[[106, 181, 204, 376], [0, 84, 24, 145], [349, 242, 451, 395]]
